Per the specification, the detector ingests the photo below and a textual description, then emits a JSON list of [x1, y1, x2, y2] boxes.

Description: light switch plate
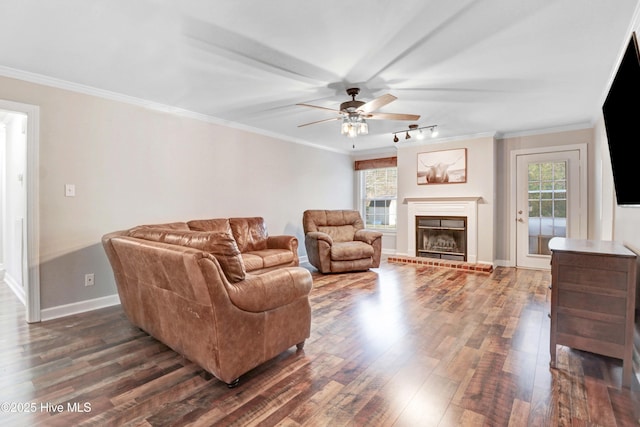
[[65, 184, 75, 197]]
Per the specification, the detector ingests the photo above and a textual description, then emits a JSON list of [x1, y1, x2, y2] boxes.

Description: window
[[527, 161, 567, 254], [360, 167, 397, 230]]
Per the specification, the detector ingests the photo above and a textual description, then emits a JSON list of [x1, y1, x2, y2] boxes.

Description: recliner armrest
[[354, 229, 383, 244], [305, 231, 333, 245]]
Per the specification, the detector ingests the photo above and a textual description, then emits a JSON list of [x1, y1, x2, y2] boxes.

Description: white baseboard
[[3, 272, 25, 305], [40, 294, 121, 322]]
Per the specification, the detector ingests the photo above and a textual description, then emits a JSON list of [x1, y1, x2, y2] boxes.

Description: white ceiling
[[1, 0, 638, 152]]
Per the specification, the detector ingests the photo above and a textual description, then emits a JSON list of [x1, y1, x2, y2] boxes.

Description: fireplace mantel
[[405, 197, 482, 263], [403, 196, 483, 204]]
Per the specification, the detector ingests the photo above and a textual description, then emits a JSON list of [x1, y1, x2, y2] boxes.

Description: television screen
[[602, 32, 640, 206]]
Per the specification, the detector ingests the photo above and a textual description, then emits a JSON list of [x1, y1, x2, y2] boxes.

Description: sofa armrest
[[224, 267, 313, 312], [267, 235, 298, 250], [354, 229, 383, 244]]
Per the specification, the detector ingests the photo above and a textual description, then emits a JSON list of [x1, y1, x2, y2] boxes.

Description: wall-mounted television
[[602, 32, 640, 206]]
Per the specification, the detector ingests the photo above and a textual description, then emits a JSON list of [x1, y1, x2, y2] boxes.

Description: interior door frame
[[0, 99, 40, 322], [509, 143, 587, 269]]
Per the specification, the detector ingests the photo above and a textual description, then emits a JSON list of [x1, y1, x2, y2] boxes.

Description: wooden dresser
[[548, 237, 637, 388]]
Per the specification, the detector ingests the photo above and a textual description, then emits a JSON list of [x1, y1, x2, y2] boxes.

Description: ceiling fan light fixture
[[393, 134, 399, 143], [297, 88, 420, 142], [358, 117, 368, 135], [431, 126, 439, 137], [341, 117, 350, 135], [341, 114, 367, 138], [405, 131, 411, 140]]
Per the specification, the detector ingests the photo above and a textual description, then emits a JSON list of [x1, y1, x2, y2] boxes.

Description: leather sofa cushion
[[187, 218, 233, 234], [133, 221, 190, 231], [241, 253, 264, 272], [241, 249, 295, 272], [330, 241, 374, 261], [251, 249, 295, 268], [229, 217, 268, 252], [128, 228, 246, 283]]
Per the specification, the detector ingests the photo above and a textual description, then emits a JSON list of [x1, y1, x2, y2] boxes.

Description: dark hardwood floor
[[1, 261, 639, 426]]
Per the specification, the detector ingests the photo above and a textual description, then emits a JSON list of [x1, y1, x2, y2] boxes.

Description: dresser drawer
[[555, 252, 632, 272], [557, 289, 627, 315], [556, 264, 629, 291], [557, 312, 625, 345]]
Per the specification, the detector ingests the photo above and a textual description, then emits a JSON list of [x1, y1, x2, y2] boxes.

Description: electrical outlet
[[84, 273, 95, 287], [65, 184, 76, 197]]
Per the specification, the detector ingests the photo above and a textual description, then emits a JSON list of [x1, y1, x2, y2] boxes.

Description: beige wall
[[496, 128, 594, 263], [395, 135, 496, 264], [0, 75, 354, 311]]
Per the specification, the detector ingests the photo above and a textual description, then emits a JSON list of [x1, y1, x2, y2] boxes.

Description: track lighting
[[392, 124, 438, 143]]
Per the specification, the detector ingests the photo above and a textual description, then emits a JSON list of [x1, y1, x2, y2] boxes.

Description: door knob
[[517, 218, 524, 223]]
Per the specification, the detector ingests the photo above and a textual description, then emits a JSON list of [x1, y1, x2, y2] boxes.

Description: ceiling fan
[[297, 88, 420, 137]]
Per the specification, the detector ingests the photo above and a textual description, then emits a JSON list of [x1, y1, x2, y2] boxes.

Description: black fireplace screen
[[416, 216, 467, 261]]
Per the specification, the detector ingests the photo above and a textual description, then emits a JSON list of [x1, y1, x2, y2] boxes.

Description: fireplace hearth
[[416, 216, 467, 261]]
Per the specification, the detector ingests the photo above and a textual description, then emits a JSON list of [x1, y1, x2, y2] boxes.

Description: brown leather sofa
[[303, 210, 383, 273], [102, 217, 312, 387], [189, 217, 299, 273]]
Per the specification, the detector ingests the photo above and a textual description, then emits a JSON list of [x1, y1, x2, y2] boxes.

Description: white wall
[[0, 75, 354, 311], [592, 117, 615, 241], [395, 135, 496, 264]]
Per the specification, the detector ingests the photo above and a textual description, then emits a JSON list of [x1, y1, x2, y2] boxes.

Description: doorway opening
[[510, 144, 587, 270], [0, 100, 40, 323]]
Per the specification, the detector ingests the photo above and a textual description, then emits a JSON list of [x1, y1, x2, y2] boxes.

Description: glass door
[[516, 150, 581, 269]]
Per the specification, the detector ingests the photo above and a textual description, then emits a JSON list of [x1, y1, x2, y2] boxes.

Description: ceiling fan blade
[[296, 103, 343, 114], [366, 112, 421, 121], [357, 94, 397, 113], [298, 117, 342, 127]]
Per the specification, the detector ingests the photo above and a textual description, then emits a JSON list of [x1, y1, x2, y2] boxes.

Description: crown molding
[[0, 66, 350, 155]]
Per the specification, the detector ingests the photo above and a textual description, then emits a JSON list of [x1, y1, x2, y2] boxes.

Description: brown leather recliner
[[303, 210, 383, 273]]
